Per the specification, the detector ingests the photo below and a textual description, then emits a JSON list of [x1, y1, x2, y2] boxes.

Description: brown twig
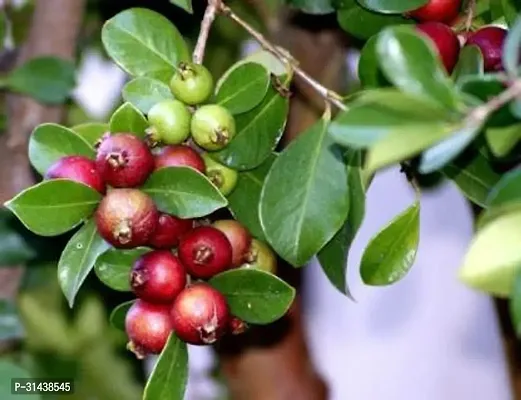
[[192, 0, 221, 64], [464, 0, 476, 32], [467, 80, 521, 124]]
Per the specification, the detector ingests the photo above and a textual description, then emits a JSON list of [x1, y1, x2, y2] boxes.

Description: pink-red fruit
[[130, 250, 187, 303], [95, 133, 154, 187], [178, 226, 233, 279], [45, 155, 106, 194], [170, 283, 229, 345], [229, 316, 249, 335], [154, 145, 206, 174], [95, 188, 158, 248], [465, 26, 508, 72], [408, 0, 461, 23], [148, 213, 193, 249], [212, 220, 252, 268], [417, 22, 460, 73], [125, 300, 173, 358]]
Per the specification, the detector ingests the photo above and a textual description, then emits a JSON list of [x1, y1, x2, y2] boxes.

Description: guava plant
[[4, 0, 521, 397]]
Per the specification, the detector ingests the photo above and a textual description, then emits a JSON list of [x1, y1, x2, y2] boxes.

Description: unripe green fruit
[[202, 153, 238, 196], [147, 100, 191, 145], [169, 62, 214, 105], [241, 239, 277, 274], [191, 105, 236, 151]]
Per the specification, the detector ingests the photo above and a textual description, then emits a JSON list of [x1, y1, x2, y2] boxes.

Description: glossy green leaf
[[109, 102, 148, 136], [487, 168, 521, 208], [5, 180, 102, 237], [212, 86, 289, 170], [503, 15, 521, 76], [143, 333, 188, 400], [509, 269, 521, 336], [142, 167, 227, 218], [485, 123, 521, 157], [58, 219, 110, 307], [101, 8, 189, 83], [260, 118, 350, 266], [376, 27, 460, 110], [452, 45, 485, 84], [209, 269, 296, 324], [28, 123, 95, 176], [71, 122, 109, 147], [286, 0, 335, 14], [94, 247, 149, 291], [228, 155, 276, 241], [358, 34, 389, 88], [357, 0, 428, 13], [215, 62, 270, 115], [0, 300, 23, 341], [122, 77, 174, 114], [110, 300, 134, 331], [361, 201, 420, 285], [0, 361, 38, 400], [170, 0, 193, 13], [459, 211, 521, 297], [7, 56, 75, 104], [241, 51, 286, 76]]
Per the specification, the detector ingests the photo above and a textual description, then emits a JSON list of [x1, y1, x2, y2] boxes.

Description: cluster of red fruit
[[42, 61, 277, 357], [408, 0, 508, 74]]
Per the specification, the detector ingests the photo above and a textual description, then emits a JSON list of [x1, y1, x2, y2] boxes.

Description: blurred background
[[0, 0, 516, 399]]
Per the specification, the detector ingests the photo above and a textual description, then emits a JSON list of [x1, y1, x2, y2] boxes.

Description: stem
[[464, 0, 476, 32], [192, 0, 221, 64]]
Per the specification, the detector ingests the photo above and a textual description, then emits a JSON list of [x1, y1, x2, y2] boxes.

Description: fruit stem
[[192, 0, 221, 64]]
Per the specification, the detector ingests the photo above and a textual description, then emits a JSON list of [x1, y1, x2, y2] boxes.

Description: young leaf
[[170, 0, 193, 13], [451, 45, 484, 85], [485, 123, 521, 157], [57, 219, 110, 308], [6, 56, 75, 104], [141, 167, 227, 218], [71, 123, 109, 147], [94, 247, 149, 291], [215, 62, 270, 115], [209, 269, 295, 324], [361, 201, 420, 286], [101, 8, 189, 83], [28, 123, 95, 176], [503, 15, 521, 76], [110, 300, 135, 331], [510, 270, 521, 337], [4, 180, 102, 237], [143, 333, 188, 400], [0, 300, 24, 341], [212, 86, 289, 170], [122, 77, 174, 114], [357, 0, 428, 13], [109, 102, 148, 137], [260, 118, 350, 266]]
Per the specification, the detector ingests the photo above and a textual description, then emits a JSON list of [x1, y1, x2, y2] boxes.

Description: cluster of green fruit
[[42, 61, 277, 357]]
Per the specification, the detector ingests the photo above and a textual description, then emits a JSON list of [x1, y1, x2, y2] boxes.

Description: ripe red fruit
[[154, 145, 206, 174], [170, 283, 229, 345], [229, 316, 249, 335], [417, 22, 460, 73], [95, 133, 154, 187], [130, 250, 187, 303], [465, 26, 508, 72], [95, 188, 158, 248], [148, 213, 193, 249], [212, 220, 252, 267], [125, 300, 172, 358], [45, 155, 105, 194], [408, 0, 461, 23]]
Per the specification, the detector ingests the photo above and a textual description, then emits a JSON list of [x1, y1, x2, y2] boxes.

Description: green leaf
[[212, 86, 289, 170], [486, 168, 521, 208], [376, 27, 460, 110], [170, 0, 193, 13], [6, 56, 75, 104], [209, 269, 296, 324], [485, 123, 521, 157], [228, 154, 276, 241], [122, 77, 174, 114], [502, 0, 521, 26], [358, 34, 389, 89], [452, 45, 485, 85], [58, 219, 110, 308], [361, 201, 420, 285], [142, 167, 227, 218], [510, 269, 521, 336], [101, 8, 189, 83], [110, 300, 134, 331], [503, 16, 521, 76], [260, 118, 350, 266], [357, 0, 428, 13], [0, 361, 39, 400], [109, 102, 148, 136], [459, 211, 521, 297], [286, 0, 335, 14], [94, 247, 149, 291], [0, 300, 24, 341], [143, 333, 188, 400], [28, 123, 95, 176], [72, 123, 109, 147], [5, 180, 102, 237], [241, 50, 286, 76], [0, 212, 37, 265], [215, 62, 270, 115]]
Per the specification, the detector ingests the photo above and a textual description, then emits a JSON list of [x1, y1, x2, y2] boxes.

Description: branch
[[192, 0, 221, 64], [467, 79, 521, 125], [464, 0, 476, 32]]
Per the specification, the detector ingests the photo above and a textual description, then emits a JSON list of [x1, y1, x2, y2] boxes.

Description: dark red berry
[[95, 133, 154, 187], [95, 188, 158, 248], [130, 250, 187, 303], [45, 155, 106, 194], [148, 213, 193, 249], [125, 300, 172, 358], [170, 283, 229, 345], [417, 22, 460, 73], [178, 226, 233, 279], [408, 0, 461, 23], [465, 26, 508, 72], [229, 316, 249, 335], [212, 220, 252, 268], [154, 145, 206, 174]]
